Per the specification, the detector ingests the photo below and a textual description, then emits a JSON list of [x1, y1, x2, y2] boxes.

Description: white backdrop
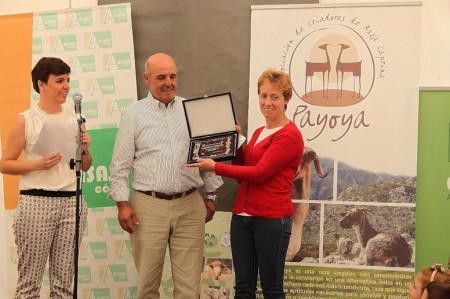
[[249, 2, 421, 177], [248, 2, 420, 297]]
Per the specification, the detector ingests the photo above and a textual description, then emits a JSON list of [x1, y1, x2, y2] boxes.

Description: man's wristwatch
[[205, 194, 218, 203]]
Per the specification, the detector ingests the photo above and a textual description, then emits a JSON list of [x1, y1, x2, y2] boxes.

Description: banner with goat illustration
[[249, 2, 420, 298]]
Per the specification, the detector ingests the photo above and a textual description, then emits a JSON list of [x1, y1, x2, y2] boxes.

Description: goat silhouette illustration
[[336, 44, 362, 98], [304, 44, 330, 98]]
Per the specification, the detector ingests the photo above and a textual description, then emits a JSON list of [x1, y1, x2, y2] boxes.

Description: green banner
[[416, 90, 450, 271], [83, 128, 118, 208]]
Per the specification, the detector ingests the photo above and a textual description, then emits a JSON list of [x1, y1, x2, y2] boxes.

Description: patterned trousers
[[13, 195, 87, 299]]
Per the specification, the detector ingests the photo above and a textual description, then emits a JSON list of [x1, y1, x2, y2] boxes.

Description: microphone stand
[[70, 115, 85, 299]]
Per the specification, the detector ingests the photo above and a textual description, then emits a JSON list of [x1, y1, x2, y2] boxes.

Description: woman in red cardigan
[[188, 69, 304, 298]]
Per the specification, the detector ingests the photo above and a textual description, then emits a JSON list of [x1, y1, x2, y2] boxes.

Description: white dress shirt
[[108, 93, 223, 202]]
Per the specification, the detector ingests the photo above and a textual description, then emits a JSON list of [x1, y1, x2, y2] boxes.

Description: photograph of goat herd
[[286, 147, 416, 269]]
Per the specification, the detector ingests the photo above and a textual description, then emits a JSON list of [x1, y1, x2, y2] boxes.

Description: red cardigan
[[215, 121, 304, 218]]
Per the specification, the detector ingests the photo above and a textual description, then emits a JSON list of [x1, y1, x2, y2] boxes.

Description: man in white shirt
[[108, 53, 223, 299]]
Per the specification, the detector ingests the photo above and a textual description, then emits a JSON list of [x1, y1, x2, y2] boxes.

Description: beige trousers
[[130, 190, 206, 299]]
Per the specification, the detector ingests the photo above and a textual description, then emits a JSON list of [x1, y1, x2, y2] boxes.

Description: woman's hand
[[80, 126, 93, 171], [40, 152, 62, 170], [81, 129, 91, 153], [186, 158, 216, 171], [235, 123, 242, 135]]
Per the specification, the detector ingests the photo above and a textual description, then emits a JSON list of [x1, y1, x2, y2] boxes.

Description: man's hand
[[204, 198, 216, 223], [117, 201, 140, 233]]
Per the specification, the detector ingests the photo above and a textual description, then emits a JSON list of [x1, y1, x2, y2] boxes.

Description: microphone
[[72, 92, 83, 119]]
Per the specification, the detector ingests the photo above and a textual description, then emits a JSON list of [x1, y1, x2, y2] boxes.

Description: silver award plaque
[[183, 92, 238, 163]]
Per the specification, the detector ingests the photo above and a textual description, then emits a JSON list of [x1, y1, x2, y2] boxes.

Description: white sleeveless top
[[19, 104, 77, 191]]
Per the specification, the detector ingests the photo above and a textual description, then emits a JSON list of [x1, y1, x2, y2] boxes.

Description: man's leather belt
[[137, 187, 197, 200]]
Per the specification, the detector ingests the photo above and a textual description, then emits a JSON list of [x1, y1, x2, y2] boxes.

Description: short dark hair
[[426, 281, 450, 299], [31, 57, 71, 93]]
